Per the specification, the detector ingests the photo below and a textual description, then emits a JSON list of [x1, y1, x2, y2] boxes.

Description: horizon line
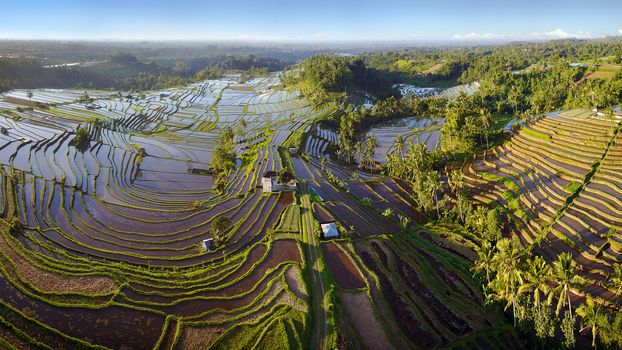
[[1, 36, 621, 47]]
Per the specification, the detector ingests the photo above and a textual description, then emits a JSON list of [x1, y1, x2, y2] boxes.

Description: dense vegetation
[[288, 38, 622, 349], [0, 52, 291, 92], [283, 54, 398, 106], [1, 37, 622, 349]]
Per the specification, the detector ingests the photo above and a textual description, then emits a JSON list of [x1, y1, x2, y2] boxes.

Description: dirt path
[[300, 181, 328, 350]]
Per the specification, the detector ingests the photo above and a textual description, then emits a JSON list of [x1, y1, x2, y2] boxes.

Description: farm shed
[[320, 222, 339, 238], [262, 171, 277, 192], [202, 238, 214, 251], [262, 171, 297, 193], [313, 203, 339, 238]]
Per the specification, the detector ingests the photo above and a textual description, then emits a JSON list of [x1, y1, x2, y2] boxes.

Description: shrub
[[8, 217, 22, 236], [69, 127, 91, 151]]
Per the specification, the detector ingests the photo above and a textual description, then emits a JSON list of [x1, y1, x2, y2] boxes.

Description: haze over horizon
[[2, 0, 622, 43]]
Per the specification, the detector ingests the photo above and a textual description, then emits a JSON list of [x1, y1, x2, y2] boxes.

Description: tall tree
[[393, 134, 406, 157], [609, 264, 622, 302], [427, 170, 442, 218], [479, 108, 491, 148], [355, 141, 364, 168], [472, 240, 495, 283], [365, 136, 378, 171], [519, 255, 552, 308], [549, 252, 584, 319], [577, 296, 606, 348], [489, 238, 526, 326]]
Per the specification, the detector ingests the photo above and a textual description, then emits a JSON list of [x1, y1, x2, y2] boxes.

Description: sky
[[1, 0, 622, 43]]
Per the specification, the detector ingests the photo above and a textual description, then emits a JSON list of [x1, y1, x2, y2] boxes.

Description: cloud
[[619, 29, 622, 35], [529, 28, 593, 40], [451, 28, 604, 42], [234, 34, 284, 41], [310, 32, 328, 39], [452, 32, 502, 40]]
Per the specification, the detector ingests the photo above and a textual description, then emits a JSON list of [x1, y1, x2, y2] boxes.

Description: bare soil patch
[[359, 250, 436, 348], [322, 243, 365, 289], [0, 234, 117, 295], [339, 291, 394, 350]]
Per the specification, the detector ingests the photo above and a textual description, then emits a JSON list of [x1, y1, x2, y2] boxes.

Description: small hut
[[313, 203, 339, 238], [261, 171, 277, 192], [202, 238, 214, 251]]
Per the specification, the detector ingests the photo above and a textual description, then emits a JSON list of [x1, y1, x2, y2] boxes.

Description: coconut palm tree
[[549, 252, 584, 319], [488, 277, 523, 327], [519, 255, 552, 308], [365, 136, 378, 171], [340, 140, 354, 164], [490, 238, 526, 326], [577, 296, 607, 348], [448, 170, 464, 195], [472, 240, 495, 283], [354, 141, 363, 168], [480, 108, 491, 148], [608, 263, 622, 304], [508, 85, 521, 114], [393, 134, 406, 157], [427, 171, 442, 218]]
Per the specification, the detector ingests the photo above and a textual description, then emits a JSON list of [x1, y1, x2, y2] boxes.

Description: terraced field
[[461, 109, 622, 308], [324, 231, 521, 350], [285, 114, 519, 349], [0, 74, 317, 349], [0, 71, 522, 349]]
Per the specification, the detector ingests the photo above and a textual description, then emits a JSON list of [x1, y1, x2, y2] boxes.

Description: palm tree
[[480, 108, 491, 148], [340, 140, 354, 164], [365, 136, 378, 171], [455, 193, 470, 224], [508, 85, 521, 114], [412, 172, 434, 213], [427, 171, 442, 218], [608, 264, 622, 304], [397, 214, 410, 232], [490, 238, 526, 326], [354, 141, 363, 168], [448, 170, 464, 195], [519, 255, 552, 308], [577, 296, 606, 348], [549, 252, 584, 319], [488, 277, 523, 327], [472, 240, 495, 283], [393, 134, 406, 157]]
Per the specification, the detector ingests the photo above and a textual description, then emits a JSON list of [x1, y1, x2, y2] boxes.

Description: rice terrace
[[1, 1, 622, 349]]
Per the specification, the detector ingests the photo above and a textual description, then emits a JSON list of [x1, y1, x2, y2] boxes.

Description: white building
[[314, 203, 339, 238], [202, 238, 214, 251], [261, 171, 297, 193], [320, 222, 339, 238], [261, 171, 277, 192]]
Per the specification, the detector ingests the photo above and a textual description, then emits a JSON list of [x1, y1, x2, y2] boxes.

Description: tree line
[[473, 237, 622, 349], [0, 54, 290, 93]]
